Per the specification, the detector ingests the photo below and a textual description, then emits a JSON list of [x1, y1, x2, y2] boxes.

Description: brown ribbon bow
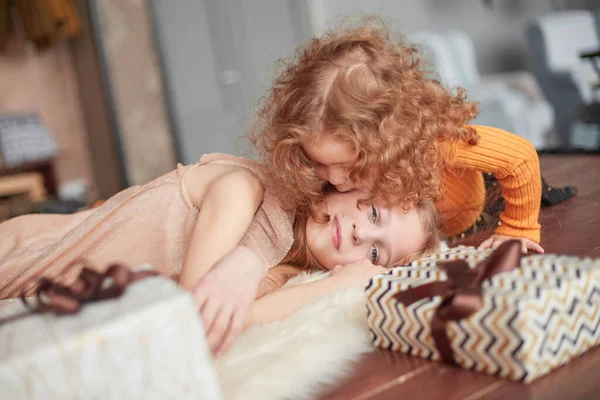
[[393, 240, 522, 365], [21, 262, 159, 314]]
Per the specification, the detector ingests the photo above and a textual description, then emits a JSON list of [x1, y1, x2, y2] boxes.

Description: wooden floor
[[320, 155, 600, 400]]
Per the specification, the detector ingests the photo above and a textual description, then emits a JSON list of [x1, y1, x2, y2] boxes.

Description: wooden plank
[[365, 365, 501, 400], [318, 350, 433, 400], [483, 345, 600, 400]]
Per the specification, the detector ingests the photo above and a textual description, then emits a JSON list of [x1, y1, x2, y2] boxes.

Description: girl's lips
[[332, 216, 342, 250]]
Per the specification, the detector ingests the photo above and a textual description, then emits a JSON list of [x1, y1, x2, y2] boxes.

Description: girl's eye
[[305, 155, 324, 169], [371, 204, 378, 222], [371, 244, 379, 263], [314, 162, 328, 171]]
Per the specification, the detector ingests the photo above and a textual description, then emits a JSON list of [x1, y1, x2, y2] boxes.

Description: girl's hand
[[191, 247, 265, 358], [479, 234, 545, 254], [330, 259, 387, 286]]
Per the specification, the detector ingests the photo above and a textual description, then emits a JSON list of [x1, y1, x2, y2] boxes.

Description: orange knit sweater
[[436, 125, 542, 243]]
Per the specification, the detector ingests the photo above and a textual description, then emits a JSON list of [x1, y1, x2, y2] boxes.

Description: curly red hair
[[249, 17, 479, 214]]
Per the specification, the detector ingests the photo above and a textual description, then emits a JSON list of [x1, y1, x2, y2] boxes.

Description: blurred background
[[0, 0, 598, 222]]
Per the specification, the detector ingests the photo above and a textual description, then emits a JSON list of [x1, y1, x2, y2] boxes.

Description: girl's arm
[[178, 165, 269, 357], [245, 261, 386, 328], [445, 125, 543, 249], [179, 166, 266, 289]]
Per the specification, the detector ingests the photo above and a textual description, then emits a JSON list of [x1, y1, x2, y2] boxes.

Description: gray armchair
[[410, 30, 555, 149], [526, 10, 600, 149]]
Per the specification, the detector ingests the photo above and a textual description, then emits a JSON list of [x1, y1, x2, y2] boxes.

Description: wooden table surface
[[320, 155, 600, 400]]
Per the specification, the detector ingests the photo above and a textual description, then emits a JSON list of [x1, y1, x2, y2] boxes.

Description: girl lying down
[[0, 153, 439, 355]]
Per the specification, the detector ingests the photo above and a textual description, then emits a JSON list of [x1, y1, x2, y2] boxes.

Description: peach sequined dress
[[0, 153, 295, 299]]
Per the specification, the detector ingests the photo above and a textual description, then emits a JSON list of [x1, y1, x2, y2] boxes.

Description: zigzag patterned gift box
[[366, 242, 600, 383]]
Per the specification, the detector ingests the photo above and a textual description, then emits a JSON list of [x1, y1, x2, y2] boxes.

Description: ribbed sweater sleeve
[[443, 125, 542, 242]]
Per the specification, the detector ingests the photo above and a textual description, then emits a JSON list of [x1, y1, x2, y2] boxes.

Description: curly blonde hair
[[250, 17, 479, 214]]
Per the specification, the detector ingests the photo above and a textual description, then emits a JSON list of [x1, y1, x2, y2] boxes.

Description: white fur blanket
[[214, 272, 374, 400]]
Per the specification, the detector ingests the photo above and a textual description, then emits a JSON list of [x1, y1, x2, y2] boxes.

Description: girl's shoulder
[[198, 153, 260, 168], [197, 153, 274, 187]]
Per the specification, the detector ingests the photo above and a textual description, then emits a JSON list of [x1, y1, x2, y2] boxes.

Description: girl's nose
[[352, 223, 367, 244], [352, 221, 378, 245], [327, 166, 348, 186]]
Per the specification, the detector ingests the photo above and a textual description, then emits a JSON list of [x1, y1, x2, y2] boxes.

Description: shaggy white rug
[[214, 271, 374, 400]]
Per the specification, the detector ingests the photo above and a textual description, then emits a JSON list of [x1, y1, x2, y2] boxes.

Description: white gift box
[[0, 275, 222, 399]]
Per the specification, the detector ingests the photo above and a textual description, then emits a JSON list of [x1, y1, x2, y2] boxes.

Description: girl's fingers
[[478, 236, 544, 255], [200, 298, 220, 335], [192, 288, 208, 309], [478, 237, 493, 249], [207, 307, 233, 353], [527, 241, 545, 254], [491, 240, 503, 250], [521, 240, 528, 254], [216, 308, 245, 358]]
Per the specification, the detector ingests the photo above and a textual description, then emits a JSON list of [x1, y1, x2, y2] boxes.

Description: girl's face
[[304, 190, 427, 270], [302, 136, 357, 192]]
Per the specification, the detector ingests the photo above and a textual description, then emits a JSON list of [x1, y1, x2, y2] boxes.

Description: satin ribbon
[[394, 240, 522, 365], [21, 262, 158, 314]]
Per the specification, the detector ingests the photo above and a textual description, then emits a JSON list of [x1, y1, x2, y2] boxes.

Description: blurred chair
[[410, 31, 555, 149], [526, 10, 600, 149]]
